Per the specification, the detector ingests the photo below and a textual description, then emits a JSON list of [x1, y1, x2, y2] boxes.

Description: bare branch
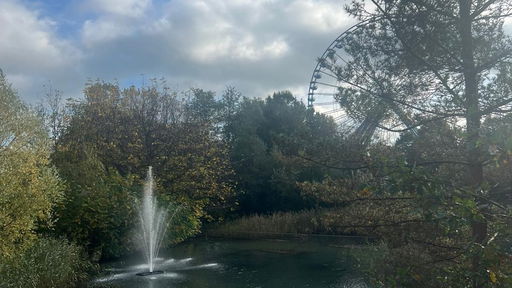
[[376, 115, 460, 132], [480, 97, 512, 115], [476, 48, 512, 73], [475, 12, 512, 20], [471, 0, 499, 18], [295, 154, 370, 171]]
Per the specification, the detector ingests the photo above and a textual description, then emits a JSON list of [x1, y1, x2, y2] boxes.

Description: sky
[[0, 0, 355, 104]]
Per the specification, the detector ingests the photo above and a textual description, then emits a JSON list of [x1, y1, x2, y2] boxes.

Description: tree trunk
[[459, 0, 487, 286]]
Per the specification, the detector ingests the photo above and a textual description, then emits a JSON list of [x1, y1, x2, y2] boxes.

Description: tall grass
[[0, 237, 92, 288], [207, 209, 383, 239], [207, 210, 337, 238]]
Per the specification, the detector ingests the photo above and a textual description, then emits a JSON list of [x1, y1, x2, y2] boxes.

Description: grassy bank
[[206, 209, 375, 239]]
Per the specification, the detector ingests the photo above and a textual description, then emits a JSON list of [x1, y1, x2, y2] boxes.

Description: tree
[[52, 80, 235, 258], [52, 147, 138, 259], [185, 88, 219, 124], [225, 91, 342, 214], [0, 70, 63, 257], [36, 83, 70, 146], [323, 0, 512, 286]]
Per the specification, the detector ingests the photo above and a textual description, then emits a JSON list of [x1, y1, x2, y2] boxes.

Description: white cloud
[[82, 17, 135, 46], [160, 0, 350, 63], [0, 1, 79, 70], [80, 0, 153, 46], [85, 0, 151, 17], [0, 0, 82, 101], [286, 0, 351, 33], [80, 0, 350, 61], [4, 0, 353, 102], [504, 17, 512, 36], [190, 35, 289, 63], [6, 0, 511, 108]]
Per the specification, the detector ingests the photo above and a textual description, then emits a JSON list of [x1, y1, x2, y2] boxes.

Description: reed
[[207, 210, 326, 239]]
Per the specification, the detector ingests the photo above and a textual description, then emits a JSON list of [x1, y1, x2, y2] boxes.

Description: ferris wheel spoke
[[314, 101, 338, 106], [323, 108, 344, 115], [314, 81, 341, 89], [317, 70, 338, 80], [338, 119, 359, 130], [307, 19, 405, 145]]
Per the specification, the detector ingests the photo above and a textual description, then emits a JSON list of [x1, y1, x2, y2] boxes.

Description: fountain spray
[[137, 166, 168, 276]]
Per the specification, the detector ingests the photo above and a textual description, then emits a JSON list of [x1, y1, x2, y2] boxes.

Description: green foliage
[[302, 0, 512, 286], [185, 88, 220, 124], [300, 147, 512, 287], [0, 237, 91, 288], [0, 71, 64, 258], [356, 232, 512, 288], [164, 202, 202, 244], [482, 115, 512, 194], [225, 91, 341, 214], [52, 149, 138, 259], [51, 80, 235, 258]]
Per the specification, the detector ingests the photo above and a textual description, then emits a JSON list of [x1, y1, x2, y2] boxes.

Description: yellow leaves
[[357, 187, 373, 198], [412, 273, 422, 281], [488, 269, 497, 284], [0, 75, 63, 258]]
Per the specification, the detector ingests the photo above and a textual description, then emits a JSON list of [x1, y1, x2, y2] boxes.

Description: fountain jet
[[137, 167, 167, 276]]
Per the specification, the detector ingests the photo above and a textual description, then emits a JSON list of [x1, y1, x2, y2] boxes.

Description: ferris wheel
[[307, 20, 414, 146]]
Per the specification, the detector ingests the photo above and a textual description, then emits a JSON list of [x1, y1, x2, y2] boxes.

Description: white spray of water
[[139, 166, 168, 273]]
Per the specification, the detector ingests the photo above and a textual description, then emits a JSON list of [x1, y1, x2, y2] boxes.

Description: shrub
[[52, 150, 138, 260], [0, 237, 92, 288], [0, 71, 64, 257]]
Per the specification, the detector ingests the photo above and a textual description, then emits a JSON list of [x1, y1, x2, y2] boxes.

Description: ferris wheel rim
[[307, 17, 380, 108], [307, 16, 412, 144]]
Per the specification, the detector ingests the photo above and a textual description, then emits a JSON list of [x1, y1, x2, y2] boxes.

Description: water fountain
[[94, 168, 361, 286], [93, 166, 221, 285], [136, 166, 168, 276]]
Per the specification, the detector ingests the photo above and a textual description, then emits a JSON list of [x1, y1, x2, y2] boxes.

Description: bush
[[0, 70, 64, 257], [162, 201, 202, 244], [0, 237, 92, 288], [52, 150, 138, 260]]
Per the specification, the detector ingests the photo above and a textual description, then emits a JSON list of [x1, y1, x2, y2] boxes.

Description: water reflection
[[94, 256, 218, 284], [92, 238, 370, 288]]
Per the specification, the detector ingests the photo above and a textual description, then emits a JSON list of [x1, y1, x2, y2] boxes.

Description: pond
[[93, 237, 370, 288]]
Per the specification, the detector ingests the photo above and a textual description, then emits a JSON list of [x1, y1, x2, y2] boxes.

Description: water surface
[[93, 238, 369, 288]]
